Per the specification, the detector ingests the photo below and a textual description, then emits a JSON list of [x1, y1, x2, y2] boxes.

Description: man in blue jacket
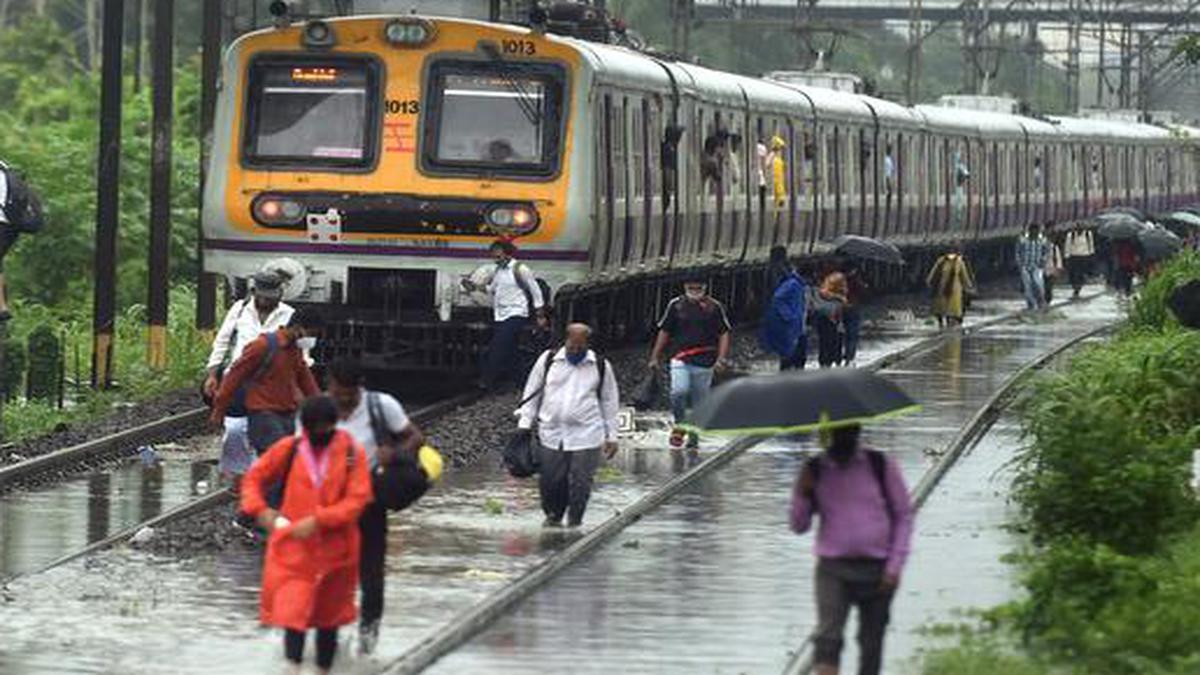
[[760, 246, 809, 370]]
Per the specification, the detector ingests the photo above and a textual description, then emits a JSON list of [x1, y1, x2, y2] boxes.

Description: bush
[[1128, 250, 1200, 332], [1012, 328, 1200, 554]]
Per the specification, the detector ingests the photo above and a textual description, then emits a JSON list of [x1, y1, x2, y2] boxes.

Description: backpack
[[513, 262, 553, 316], [366, 391, 434, 511], [0, 163, 45, 233], [806, 449, 893, 518]]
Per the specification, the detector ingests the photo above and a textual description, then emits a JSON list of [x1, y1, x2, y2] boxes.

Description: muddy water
[[0, 448, 220, 579], [427, 294, 1120, 674], [0, 289, 1081, 674]]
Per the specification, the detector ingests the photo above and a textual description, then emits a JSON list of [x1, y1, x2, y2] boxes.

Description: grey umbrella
[[832, 235, 905, 265], [1099, 206, 1146, 220], [1138, 227, 1183, 261], [1096, 216, 1149, 240], [683, 368, 920, 435]]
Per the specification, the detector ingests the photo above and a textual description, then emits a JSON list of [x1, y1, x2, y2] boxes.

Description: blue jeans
[[481, 316, 529, 389], [670, 361, 714, 424], [1019, 267, 1045, 309]]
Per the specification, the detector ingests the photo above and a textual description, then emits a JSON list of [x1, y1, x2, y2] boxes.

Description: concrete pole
[[93, 0, 124, 389], [147, 0, 173, 370]]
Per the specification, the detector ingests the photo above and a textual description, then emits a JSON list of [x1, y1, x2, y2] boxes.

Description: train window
[[422, 60, 566, 177], [243, 56, 380, 168]]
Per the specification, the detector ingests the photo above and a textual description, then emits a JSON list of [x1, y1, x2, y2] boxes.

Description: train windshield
[[424, 61, 565, 177], [244, 58, 379, 168]]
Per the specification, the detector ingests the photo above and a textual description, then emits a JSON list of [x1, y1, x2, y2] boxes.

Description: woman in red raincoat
[[241, 395, 372, 673]]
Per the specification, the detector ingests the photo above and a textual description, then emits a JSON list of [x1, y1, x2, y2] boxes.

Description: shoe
[[566, 518, 582, 528], [669, 428, 686, 448], [359, 620, 380, 655], [542, 516, 563, 528]]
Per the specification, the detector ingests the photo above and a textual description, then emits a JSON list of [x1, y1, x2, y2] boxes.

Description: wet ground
[[0, 287, 1102, 674], [425, 292, 1121, 674]]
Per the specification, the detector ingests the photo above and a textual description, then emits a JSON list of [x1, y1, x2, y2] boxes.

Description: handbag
[[366, 391, 437, 512], [502, 349, 556, 478]]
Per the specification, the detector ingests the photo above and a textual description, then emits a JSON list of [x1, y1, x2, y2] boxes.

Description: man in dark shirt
[[648, 276, 732, 448], [210, 308, 325, 454]]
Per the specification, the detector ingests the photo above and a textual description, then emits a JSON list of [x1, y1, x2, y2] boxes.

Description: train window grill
[[243, 56, 380, 169], [422, 60, 566, 178]]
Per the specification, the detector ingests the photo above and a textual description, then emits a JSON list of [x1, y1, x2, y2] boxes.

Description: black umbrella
[[1096, 216, 1149, 240], [1099, 206, 1145, 220], [683, 368, 919, 435], [1138, 227, 1183, 261], [832, 235, 905, 265]]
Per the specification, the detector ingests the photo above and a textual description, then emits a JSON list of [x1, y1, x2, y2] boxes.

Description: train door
[[592, 91, 611, 275], [613, 94, 630, 271]]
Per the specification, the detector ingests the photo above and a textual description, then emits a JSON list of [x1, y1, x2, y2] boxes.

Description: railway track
[[380, 292, 1116, 674], [0, 389, 484, 585]]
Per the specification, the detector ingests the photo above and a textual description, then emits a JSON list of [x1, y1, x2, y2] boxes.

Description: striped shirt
[[1015, 235, 1048, 271]]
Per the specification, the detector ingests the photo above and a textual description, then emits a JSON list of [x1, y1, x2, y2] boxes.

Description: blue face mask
[[565, 350, 587, 366]]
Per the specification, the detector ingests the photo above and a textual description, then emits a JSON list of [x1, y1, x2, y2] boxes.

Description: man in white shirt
[[517, 323, 619, 528], [462, 238, 548, 390], [326, 357, 424, 655], [203, 271, 294, 479]]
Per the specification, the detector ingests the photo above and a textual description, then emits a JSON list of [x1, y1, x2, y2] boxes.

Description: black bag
[[367, 391, 431, 512], [0, 163, 45, 234], [631, 370, 660, 411]]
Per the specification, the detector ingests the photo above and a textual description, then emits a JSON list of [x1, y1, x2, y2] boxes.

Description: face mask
[[309, 429, 335, 449], [254, 298, 277, 314], [495, 258, 510, 269], [566, 350, 587, 366], [685, 289, 706, 301], [296, 336, 317, 351]]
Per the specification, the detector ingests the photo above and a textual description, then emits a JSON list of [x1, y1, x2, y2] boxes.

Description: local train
[[202, 13, 1200, 371]]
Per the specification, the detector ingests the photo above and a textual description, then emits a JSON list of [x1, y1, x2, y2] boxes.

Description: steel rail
[[379, 293, 1106, 674], [780, 320, 1118, 675], [0, 390, 484, 585]]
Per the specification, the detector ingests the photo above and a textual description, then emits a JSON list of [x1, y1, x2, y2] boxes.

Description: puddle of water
[[425, 292, 1121, 674], [0, 288, 1114, 674], [0, 446, 221, 578]]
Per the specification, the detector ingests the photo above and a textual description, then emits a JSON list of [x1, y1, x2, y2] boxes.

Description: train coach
[[201, 13, 1200, 372]]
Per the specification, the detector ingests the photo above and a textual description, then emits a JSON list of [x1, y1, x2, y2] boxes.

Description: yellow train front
[[202, 16, 590, 371]]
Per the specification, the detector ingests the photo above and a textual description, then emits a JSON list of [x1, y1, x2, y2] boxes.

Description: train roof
[[915, 104, 1027, 139], [1049, 116, 1171, 143]]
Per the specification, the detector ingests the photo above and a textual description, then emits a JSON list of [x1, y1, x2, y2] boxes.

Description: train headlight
[[253, 196, 307, 226], [303, 20, 336, 49], [384, 18, 435, 47], [487, 204, 539, 234]]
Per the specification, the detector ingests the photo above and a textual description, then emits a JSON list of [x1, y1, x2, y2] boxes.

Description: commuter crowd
[[200, 220, 1139, 672]]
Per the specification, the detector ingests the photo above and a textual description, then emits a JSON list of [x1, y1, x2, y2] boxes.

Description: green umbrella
[[682, 368, 920, 435]]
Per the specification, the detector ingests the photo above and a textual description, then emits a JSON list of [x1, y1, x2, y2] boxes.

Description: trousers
[[284, 628, 338, 669], [481, 316, 529, 389], [814, 558, 894, 675], [780, 333, 808, 371], [1019, 266, 1045, 309], [358, 499, 388, 626], [538, 445, 601, 526], [669, 361, 714, 423], [1066, 256, 1090, 293], [813, 313, 844, 368], [842, 307, 862, 363]]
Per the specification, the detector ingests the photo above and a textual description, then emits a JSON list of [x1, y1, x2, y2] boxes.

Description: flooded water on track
[[428, 293, 1120, 674], [0, 289, 1107, 674]]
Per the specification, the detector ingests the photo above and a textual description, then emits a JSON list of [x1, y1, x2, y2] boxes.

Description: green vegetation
[[0, 16, 210, 441], [920, 254, 1200, 674]]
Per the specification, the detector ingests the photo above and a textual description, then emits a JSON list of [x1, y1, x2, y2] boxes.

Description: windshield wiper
[[479, 43, 543, 127]]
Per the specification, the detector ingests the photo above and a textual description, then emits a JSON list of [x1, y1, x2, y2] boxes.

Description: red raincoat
[[241, 430, 373, 630]]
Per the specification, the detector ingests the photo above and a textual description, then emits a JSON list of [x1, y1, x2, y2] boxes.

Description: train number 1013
[[501, 39, 536, 56]]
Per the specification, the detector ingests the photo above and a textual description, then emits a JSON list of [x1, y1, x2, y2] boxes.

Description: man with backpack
[[325, 357, 426, 655], [517, 323, 619, 528], [210, 308, 325, 454], [0, 160, 45, 321], [790, 424, 914, 675], [462, 238, 549, 391]]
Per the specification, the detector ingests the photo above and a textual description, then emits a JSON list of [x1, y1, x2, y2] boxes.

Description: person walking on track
[[761, 245, 809, 371], [813, 271, 848, 368], [1063, 224, 1095, 298], [241, 395, 372, 675], [462, 238, 549, 391], [648, 276, 732, 448], [0, 160, 44, 321], [204, 271, 295, 481], [1015, 224, 1049, 310], [210, 308, 324, 454], [519, 323, 620, 528], [926, 247, 975, 329], [1042, 230, 1065, 305], [791, 424, 915, 675], [326, 357, 425, 655]]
